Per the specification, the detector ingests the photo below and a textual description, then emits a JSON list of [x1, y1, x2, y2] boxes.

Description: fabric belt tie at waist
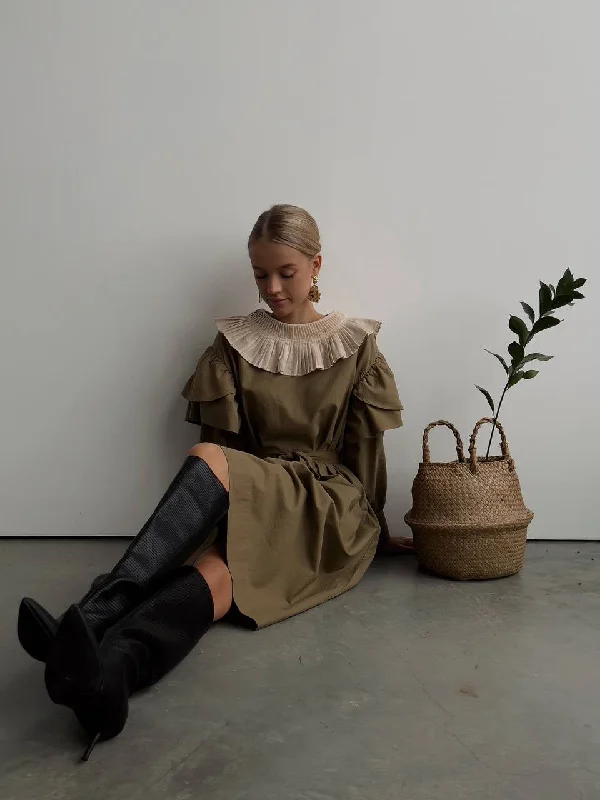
[[258, 450, 340, 465]]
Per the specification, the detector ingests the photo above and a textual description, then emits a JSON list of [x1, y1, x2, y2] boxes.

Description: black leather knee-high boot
[[18, 456, 228, 663], [44, 565, 215, 760]]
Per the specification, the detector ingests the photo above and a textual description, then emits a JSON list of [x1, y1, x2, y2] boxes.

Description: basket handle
[[422, 420, 465, 463], [468, 417, 513, 472]]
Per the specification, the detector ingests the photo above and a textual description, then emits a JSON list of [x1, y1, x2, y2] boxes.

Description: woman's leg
[[187, 445, 232, 620], [42, 446, 234, 753], [50, 564, 219, 752], [193, 546, 233, 621], [19, 444, 230, 662], [46, 530, 234, 751], [188, 443, 230, 492]]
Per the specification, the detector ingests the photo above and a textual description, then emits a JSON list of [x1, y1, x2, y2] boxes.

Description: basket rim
[[417, 455, 511, 467], [404, 513, 534, 534]]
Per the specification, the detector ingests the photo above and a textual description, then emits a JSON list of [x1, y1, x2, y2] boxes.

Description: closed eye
[[253, 271, 296, 280]]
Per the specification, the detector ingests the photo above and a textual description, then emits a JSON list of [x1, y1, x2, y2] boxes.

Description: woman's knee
[[194, 548, 233, 622], [189, 443, 229, 491]]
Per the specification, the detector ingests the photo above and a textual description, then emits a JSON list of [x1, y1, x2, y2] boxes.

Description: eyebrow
[[252, 263, 296, 270]]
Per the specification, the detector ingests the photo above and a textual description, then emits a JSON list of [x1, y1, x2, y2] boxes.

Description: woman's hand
[[379, 536, 414, 555]]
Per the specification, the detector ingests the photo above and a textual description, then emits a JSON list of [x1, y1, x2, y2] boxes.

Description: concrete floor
[[0, 540, 599, 800]]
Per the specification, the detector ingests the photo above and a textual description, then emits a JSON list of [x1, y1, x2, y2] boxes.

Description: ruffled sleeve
[[341, 336, 403, 545], [181, 345, 241, 434], [344, 347, 403, 443]]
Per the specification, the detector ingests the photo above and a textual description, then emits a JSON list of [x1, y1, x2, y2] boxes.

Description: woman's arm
[[340, 334, 412, 554], [341, 433, 413, 554]]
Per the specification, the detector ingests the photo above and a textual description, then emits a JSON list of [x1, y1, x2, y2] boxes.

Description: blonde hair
[[248, 204, 321, 258]]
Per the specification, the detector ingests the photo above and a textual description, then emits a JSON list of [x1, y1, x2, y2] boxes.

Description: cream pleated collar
[[216, 309, 380, 376]]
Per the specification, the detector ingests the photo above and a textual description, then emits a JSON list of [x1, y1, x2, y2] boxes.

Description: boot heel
[[81, 732, 101, 762]]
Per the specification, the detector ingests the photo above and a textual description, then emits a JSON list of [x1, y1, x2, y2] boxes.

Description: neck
[[274, 302, 324, 325]]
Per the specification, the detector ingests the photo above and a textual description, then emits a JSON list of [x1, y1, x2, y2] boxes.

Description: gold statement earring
[[308, 275, 321, 303]]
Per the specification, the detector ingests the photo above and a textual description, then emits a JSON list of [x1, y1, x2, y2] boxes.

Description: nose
[[266, 276, 283, 297]]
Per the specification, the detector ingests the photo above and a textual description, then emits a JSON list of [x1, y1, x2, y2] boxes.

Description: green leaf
[[508, 371, 525, 388], [508, 341, 524, 365], [476, 385, 495, 412], [539, 283, 552, 316], [521, 302, 535, 324], [556, 269, 575, 296], [573, 278, 587, 289], [522, 352, 553, 364], [532, 316, 560, 334], [572, 291, 585, 300], [509, 315, 529, 346], [485, 349, 510, 374], [553, 294, 577, 309], [522, 370, 539, 379]]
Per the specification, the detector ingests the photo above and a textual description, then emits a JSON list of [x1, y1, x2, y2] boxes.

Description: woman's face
[[249, 239, 321, 321]]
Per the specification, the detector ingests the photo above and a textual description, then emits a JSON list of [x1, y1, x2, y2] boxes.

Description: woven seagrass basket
[[404, 418, 534, 580]]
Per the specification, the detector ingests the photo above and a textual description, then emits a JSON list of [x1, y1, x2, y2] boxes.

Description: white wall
[[1, 1, 598, 538]]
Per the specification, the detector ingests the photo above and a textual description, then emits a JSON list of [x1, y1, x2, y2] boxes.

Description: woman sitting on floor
[[18, 203, 411, 759]]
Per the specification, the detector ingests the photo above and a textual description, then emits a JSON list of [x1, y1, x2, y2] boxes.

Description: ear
[[312, 254, 322, 277]]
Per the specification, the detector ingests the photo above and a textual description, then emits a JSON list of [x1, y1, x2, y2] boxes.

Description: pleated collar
[[216, 309, 380, 376]]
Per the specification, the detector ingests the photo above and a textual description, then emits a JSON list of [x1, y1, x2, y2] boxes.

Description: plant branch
[[478, 269, 586, 460], [485, 379, 510, 459]]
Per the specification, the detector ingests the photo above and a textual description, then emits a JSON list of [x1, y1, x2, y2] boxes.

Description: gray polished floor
[[1, 539, 599, 800]]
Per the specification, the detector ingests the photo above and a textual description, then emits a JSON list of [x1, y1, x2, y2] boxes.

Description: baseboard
[[1, 535, 599, 542]]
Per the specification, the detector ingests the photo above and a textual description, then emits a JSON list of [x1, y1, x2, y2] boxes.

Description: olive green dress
[[182, 310, 402, 628]]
